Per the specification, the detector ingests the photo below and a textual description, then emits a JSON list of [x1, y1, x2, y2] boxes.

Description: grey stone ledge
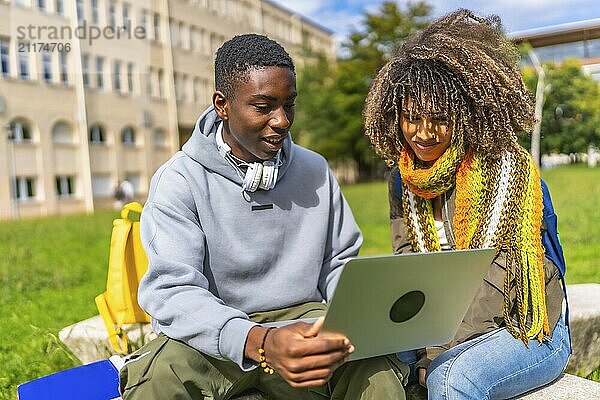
[[515, 373, 600, 399], [565, 283, 600, 376], [58, 315, 156, 364]]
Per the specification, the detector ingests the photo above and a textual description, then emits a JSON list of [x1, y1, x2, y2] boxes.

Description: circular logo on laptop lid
[[389, 290, 426, 323]]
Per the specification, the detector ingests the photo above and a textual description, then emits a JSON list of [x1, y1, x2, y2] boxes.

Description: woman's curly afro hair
[[363, 9, 535, 165]]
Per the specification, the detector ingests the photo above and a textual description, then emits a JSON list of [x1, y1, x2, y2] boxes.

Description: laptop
[[267, 248, 495, 361]]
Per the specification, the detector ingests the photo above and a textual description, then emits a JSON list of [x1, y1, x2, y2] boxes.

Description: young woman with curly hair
[[364, 9, 570, 399]]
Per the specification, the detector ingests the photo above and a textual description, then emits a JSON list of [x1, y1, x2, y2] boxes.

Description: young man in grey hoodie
[[119, 34, 407, 400]]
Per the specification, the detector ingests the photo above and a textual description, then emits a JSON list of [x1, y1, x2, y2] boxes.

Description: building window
[[91, 0, 99, 24], [59, 51, 68, 84], [153, 128, 167, 148], [189, 27, 196, 51], [14, 177, 36, 201], [193, 77, 210, 103], [179, 22, 187, 49], [122, 2, 130, 29], [208, 0, 217, 14], [587, 38, 600, 59], [146, 66, 153, 96], [42, 51, 52, 82], [153, 13, 160, 42], [91, 174, 112, 197], [56, 175, 74, 197], [82, 54, 89, 86], [95, 56, 104, 88], [108, 0, 116, 27], [112, 60, 121, 92], [55, 0, 63, 15], [193, 77, 200, 103], [76, 0, 84, 22], [170, 19, 179, 47], [52, 121, 73, 144], [121, 126, 135, 145], [199, 28, 206, 54], [89, 124, 106, 144], [9, 120, 33, 143], [124, 173, 140, 195], [203, 78, 210, 102], [210, 32, 216, 54], [126, 62, 133, 93], [18, 45, 30, 80], [173, 72, 180, 100], [1, 38, 10, 77], [157, 68, 164, 98], [181, 24, 193, 49], [37, 0, 45, 11], [182, 74, 189, 102], [209, 33, 225, 54], [139, 9, 147, 36]]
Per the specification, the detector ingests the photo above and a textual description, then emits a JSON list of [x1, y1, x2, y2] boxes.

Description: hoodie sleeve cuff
[[219, 318, 259, 371]]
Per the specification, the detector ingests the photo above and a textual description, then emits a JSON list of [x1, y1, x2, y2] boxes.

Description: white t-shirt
[[435, 220, 452, 250]]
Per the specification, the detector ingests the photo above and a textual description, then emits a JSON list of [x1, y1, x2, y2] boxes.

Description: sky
[[270, 0, 600, 47]]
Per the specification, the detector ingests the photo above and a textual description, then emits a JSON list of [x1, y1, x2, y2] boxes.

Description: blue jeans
[[399, 317, 570, 400]]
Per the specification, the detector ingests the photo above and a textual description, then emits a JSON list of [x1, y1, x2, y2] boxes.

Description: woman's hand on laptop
[[264, 317, 355, 388]]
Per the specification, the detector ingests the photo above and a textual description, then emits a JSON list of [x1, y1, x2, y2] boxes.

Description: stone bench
[[59, 284, 600, 398], [404, 373, 600, 399], [563, 283, 600, 377], [515, 373, 600, 399], [58, 316, 156, 364]]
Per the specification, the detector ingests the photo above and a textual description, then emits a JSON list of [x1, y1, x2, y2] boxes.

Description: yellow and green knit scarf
[[398, 144, 549, 343]]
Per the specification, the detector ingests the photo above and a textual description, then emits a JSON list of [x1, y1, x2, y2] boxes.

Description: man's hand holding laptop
[[244, 317, 355, 388]]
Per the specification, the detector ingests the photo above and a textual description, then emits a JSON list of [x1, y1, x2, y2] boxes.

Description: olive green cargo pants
[[120, 302, 408, 400]]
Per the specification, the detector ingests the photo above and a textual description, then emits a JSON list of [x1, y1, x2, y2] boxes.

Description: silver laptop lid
[[321, 248, 495, 361]]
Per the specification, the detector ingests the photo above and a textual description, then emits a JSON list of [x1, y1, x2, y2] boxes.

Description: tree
[[294, 1, 432, 180], [521, 59, 600, 155]]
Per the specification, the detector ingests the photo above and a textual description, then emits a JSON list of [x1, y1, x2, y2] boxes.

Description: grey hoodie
[[139, 106, 362, 370]]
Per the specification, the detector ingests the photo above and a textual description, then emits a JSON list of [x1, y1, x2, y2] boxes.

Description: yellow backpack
[[95, 202, 151, 354]]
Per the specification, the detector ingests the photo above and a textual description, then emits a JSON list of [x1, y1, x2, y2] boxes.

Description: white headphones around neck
[[243, 159, 278, 192], [216, 123, 281, 192]]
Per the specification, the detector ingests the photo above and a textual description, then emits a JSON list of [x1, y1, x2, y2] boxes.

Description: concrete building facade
[[0, 0, 334, 219]]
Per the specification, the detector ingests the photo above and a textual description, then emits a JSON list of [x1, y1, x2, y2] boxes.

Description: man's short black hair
[[215, 34, 295, 99]]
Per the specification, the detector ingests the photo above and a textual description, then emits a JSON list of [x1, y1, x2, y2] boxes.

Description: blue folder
[[17, 359, 121, 400]]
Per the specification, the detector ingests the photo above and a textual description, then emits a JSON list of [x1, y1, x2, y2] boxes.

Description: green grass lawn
[[0, 165, 599, 398], [0, 211, 116, 398], [540, 165, 600, 284]]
